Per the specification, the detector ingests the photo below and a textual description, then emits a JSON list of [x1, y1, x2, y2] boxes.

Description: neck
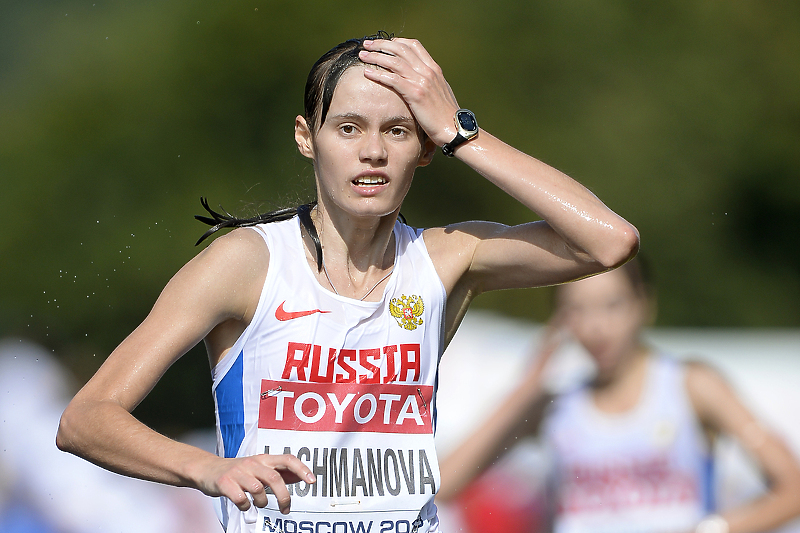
[[591, 342, 648, 389], [304, 202, 399, 299], [590, 344, 651, 413]]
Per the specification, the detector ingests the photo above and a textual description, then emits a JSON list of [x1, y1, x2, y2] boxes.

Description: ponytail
[[195, 197, 325, 271]]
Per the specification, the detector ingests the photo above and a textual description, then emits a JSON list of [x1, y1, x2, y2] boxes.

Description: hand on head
[[358, 38, 460, 148]]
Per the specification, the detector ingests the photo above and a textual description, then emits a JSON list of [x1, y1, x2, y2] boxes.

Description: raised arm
[[56, 229, 315, 515], [437, 324, 564, 501], [359, 38, 639, 284], [686, 362, 800, 533]]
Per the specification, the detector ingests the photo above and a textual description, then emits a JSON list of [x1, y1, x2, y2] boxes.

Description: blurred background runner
[[437, 260, 800, 533]]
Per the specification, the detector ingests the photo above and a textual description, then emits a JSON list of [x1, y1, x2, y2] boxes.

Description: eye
[[339, 124, 357, 135], [387, 126, 408, 138]]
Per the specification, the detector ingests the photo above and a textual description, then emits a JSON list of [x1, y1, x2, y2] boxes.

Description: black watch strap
[[441, 133, 468, 157]]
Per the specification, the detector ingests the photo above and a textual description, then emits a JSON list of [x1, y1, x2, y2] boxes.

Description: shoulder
[[422, 221, 507, 249], [421, 222, 506, 280], [203, 225, 270, 277], [199, 226, 270, 262], [166, 228, 270, 316], [185, 227, 270, 281], [203, 224, 269, 252], [682, 358, 741, 428], [683, 358, 728, 394]]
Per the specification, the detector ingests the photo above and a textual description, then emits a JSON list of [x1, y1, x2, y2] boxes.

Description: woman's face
[[296, 65, 434, 220], [558, 269, 648, 378]]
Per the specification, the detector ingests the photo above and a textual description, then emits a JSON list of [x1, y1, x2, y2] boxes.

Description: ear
[[295, 115, 314, 159], [416, 137, 438, 167]]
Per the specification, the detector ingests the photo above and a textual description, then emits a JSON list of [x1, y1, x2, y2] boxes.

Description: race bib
[[255, 379, 439, 533]]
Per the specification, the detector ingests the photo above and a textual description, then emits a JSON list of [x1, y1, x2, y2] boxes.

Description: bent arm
[[686, 362, 800, 533], [361, 37, 639, 296], [56, 229, 314, 514], [426, 133, 638, 340], [449, 130, 639, 288]]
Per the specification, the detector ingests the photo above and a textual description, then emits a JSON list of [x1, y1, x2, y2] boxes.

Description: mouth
[[352, 174, 388, 186]]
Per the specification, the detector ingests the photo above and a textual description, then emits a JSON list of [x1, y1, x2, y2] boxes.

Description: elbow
[[597, 222, 640, 270], [55, 403, 80, 455]]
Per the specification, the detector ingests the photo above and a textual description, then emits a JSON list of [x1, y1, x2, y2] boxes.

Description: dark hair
[[304, 30, 394, 132], [194, 32, 399, 268], [617, 255, 654, 300]]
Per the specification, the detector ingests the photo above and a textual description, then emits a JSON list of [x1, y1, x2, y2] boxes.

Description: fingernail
[[307, 473, 316, 483], [363, 39, 373, 45]]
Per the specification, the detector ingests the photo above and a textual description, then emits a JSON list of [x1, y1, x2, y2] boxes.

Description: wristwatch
[[441, 109, 479, 157]]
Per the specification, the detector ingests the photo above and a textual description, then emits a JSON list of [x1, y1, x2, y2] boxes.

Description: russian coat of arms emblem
[[389, 294, 424, 331]]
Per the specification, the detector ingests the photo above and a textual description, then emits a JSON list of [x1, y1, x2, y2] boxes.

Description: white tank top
[[543, 355, 713, 533], [211, 217, 446, 533]]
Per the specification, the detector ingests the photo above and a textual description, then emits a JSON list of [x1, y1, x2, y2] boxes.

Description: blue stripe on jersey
[[216, 350, 245, 458], [703, 454, 716, 512]]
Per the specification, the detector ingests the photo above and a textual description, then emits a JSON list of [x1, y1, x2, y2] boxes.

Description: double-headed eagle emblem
[[389, 294, 424, 330]]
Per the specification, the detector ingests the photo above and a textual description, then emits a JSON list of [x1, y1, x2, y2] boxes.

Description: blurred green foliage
[[1, 0, 799, 433]]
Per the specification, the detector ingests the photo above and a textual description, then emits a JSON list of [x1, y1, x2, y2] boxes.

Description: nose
[[360, 131, 387, 163]]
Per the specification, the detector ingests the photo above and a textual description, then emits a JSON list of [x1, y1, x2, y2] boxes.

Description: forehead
[[327, 66, 414, 120]]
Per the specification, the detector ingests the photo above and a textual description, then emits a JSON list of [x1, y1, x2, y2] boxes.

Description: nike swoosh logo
[[275, 301, 331, 321]]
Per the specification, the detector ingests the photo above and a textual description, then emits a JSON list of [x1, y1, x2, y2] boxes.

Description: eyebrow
[[328, 112, 416, 126]]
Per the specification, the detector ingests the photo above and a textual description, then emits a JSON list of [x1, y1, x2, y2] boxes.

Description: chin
[[345, 200, 401, 219], [590, 353, 621, 376]]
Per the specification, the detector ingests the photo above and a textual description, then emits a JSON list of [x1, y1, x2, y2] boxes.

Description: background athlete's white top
[[211, 217, 446, 533], [543, 355, 713, 533]]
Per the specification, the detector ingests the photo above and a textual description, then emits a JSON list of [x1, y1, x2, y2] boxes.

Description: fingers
[[396, 38, 437, 66], [359, 38, 446, 95], [359, 37, 459, 145], [362, 38, 433, 71], [211, 453, 316, 516], [361, 53, 452, 105]]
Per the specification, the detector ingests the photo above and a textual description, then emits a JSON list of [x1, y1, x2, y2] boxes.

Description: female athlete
[[439, 260, 800, 533], [57, 32, 639, 533]]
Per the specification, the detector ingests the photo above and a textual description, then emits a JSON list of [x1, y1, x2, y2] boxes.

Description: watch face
[[456, 110, 478, 133]]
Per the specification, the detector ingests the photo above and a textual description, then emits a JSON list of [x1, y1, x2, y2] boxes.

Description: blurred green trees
[[2, 0, 798, 433]]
